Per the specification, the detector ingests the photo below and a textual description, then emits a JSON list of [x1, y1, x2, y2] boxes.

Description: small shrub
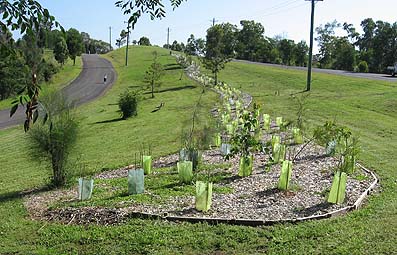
[[357, 61, 369, 73], [28, 92, 78, 187], [118, 90, 138, 119]]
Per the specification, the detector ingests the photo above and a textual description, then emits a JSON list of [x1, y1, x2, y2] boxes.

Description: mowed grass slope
[[0, 47, 396, 254]]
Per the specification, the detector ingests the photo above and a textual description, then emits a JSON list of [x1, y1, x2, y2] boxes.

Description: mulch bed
[[24, 142, 376, 226]]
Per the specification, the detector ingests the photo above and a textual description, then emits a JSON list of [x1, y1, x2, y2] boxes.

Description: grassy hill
[[0, 46, 396, 254]]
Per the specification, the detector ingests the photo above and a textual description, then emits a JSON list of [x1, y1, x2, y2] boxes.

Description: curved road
[[0, 54, 116, 129], [234, 59, 397, 82]]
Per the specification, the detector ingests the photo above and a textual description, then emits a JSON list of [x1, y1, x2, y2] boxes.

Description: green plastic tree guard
[[128, 169, 144, 195], [342, 155, 356, 174], [143, 155, 152, 175], [276, 116, 283, 127], [214, 133, 221, 147], [220, 143, 231, 156], [179, 148, 200, 170], [263, 114, 271, 131], [293, 128, 304, 144], [272, 143, 286, 163], [278, 160, 293, 190], [78, 178, 94, 201], [178, 161, 193, 184], [326, 140, 337, 156], [271, 135, 281, 150], [328, 171, 347, 204], [195, 181, 213, 212], [238, 155, 254, 177]]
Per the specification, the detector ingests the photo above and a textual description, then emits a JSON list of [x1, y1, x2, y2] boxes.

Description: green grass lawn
[[0, 56, 82, 110], [0, 47, 396, 254]]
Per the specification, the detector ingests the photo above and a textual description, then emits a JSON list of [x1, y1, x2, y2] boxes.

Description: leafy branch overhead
[[115, 0, 186, 27]]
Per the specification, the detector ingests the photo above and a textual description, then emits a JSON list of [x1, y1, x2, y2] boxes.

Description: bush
[[118, 90, 138, 119], [357, 61, 369, 73], [28, 92, 78, 187]]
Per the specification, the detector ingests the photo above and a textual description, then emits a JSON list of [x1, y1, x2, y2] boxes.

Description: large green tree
[[54, 36, 69, 65], [66, 28, 83, 66], [236, 20, 265, 61], [203, 24, 234, 86]]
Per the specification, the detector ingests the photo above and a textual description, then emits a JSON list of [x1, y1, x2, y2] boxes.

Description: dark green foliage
[[0, 50, 29, 100], [28, 92, 78, 187], [54, 36, 69, 65], [138, 36, 151, 46], [203, 24, 235, 85], [39, 58, 59, 82], [66, 28, 83, 65], [357, 60, 369, 73], [118, 90, 138, 119]]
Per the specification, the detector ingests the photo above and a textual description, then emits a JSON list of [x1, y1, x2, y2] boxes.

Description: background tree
[[236, 20, 265, 61], [294, 40, 309, 67], [66, 28, 83, 65], [315, 20, 340, 68], [278, 39, 296, 65], [203, 24, 233, 86], [144, 51, 164, 98], [54, 36, 69, 65], [138, 36, 151, 46]]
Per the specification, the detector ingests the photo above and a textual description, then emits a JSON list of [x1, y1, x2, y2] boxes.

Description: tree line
[[0, 25, 110, 100], [163, 18, 397, 74]]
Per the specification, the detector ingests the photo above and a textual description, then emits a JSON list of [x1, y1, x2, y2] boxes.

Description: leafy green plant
[[143, 51, 164, 98], [118, 89, 138, 119], [314, 121, 360, 174], [28, 92, 78, 187], [226, 103, 263, 177]]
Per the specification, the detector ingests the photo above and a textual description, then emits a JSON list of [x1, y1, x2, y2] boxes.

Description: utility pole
[[211, 18, 219, 26], [109, 26, 112, 52], [305, 0, 323, 91], [167, 27, 170, 48], [125, 22, 131, 66]]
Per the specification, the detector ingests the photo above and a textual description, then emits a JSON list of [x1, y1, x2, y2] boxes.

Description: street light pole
[[125, 22, 131, 66], [305, 0, 323, 91]]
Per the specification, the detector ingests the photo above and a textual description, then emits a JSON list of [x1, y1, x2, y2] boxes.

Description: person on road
[[103, 74, 107, 84]]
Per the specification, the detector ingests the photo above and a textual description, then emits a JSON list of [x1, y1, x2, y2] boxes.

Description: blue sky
[[36, 0, 396, 52]]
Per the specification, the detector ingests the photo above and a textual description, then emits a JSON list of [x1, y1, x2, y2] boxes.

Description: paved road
[[234, 59, 397, 82], [0, 54, 116, 129]]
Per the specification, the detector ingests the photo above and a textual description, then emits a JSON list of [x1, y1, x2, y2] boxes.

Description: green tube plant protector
[[128, 169, 145, 195], [276, 117, 283, 127], [214, 133, 221, 147], [278, 160, 293, 190], [178, 161, 193, 184], [271, 135, 281, 150], [342, 155, 356, 174], [220, 143, 231, 156], [226, 124, 234, 135], [263, 114, 271, 131], [143, 155, 152, 175], [78, 178, 94, 201], [272, 143, 286, 163], [238, 155, 254, 177], [195, 181, 213, 212], [325, 140, 337, 156], [293, 128, 304, 144], [328, 171, 347, 204]]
